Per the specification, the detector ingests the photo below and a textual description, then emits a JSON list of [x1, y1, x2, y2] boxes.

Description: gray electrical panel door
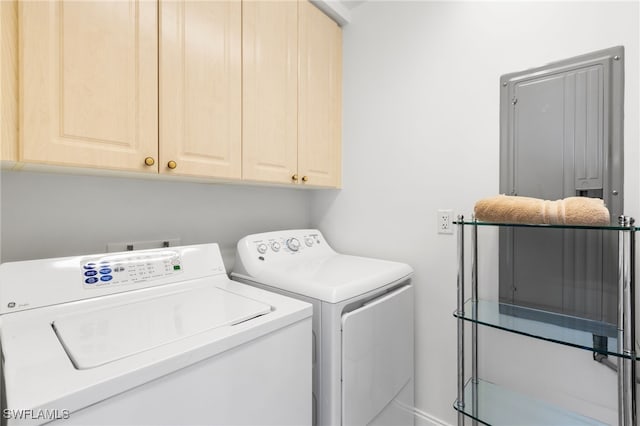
[[499, 46, 624, 324]]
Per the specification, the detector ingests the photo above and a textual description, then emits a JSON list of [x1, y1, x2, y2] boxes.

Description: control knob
[[304, 236, 314, 247], [271, 242, 281, 252], [286, 238, 301, 252], [256, 243, 268, 254]]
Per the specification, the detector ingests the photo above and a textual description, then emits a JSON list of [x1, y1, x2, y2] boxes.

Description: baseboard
[[392, 398, 452, 426], [413, 407, 453, 426]]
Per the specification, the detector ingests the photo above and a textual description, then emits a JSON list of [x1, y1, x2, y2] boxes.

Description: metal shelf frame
[[454, 215, 636, 426]]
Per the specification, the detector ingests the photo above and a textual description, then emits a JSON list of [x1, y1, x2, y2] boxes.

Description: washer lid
[[234, 254, 413, 303], [53, 286, 271, 369]]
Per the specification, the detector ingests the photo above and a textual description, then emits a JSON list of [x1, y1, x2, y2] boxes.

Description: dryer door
[[341, 284, 414, 426]]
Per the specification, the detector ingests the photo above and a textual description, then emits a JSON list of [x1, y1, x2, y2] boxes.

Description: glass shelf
[[452, 219, 633, 231], [454, 379, 607, 425], [453, 299, 637, 359]]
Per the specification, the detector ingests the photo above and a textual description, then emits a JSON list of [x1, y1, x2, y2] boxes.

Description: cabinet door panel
[[20, 1, 158, 172], [160, 0, 241, 178], [298, 0, 342, 188], [242, 0, 298, 184], [1, 0, 18, 162]]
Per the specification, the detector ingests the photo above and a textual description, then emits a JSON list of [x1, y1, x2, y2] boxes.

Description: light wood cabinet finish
[[1, 0, 17, 161], [160, 0, 241, 179], [20, 1, 158, 172], [298, 0, 342, 187], [242, 0, 299, 184], [12, 0, 341, 188]]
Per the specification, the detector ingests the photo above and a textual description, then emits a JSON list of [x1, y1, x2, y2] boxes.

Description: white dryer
[[0, 244, 312, 426], [232, 230, 414, 426]]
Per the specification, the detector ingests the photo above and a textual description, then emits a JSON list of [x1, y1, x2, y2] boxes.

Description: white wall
[[1, 2, 638, 424], [312, 1, 639, 425], [1, 171, 312, 270]]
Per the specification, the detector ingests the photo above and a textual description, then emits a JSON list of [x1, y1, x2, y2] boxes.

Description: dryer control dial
[[304, 236, 314, 247], [271, 242, 281, 252], [256, 243, 268, 254], [286, 238, 301, 252]]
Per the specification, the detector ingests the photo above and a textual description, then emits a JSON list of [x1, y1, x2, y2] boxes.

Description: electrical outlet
[[437, 209, 454, 234]]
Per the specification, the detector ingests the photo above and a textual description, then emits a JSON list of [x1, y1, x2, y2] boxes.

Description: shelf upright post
[[456, 215, 465, 426], [617, 216, 636, 426], [617, 216, 624, 426], [471, 217, 478, 426]]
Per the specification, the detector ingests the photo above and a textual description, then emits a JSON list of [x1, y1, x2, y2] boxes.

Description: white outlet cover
[[437, 210, 454, 234]]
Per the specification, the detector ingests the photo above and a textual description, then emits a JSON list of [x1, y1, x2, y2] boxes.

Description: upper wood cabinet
[[160, 0, 242, 179], [243, 0, 342, 188], [12, 0, 341, 187], [19, 1, 158, 172], [1, 0, 18, 162], [242, 0, 299, 184], [298, 0, 342, 188]]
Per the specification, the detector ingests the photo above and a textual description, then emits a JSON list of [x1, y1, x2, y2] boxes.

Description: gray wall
[[1, 170, 312, 270]]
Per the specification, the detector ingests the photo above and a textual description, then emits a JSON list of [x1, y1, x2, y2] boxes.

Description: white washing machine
[[0, 243, 312, 426], [232, 229, 414, 426]]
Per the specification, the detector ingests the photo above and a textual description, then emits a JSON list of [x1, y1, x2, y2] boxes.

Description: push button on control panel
[[99, 268, 112, 275], [85, 277, 99, 284], [84, 270, 98, 277], [100, 275, 113, 282]]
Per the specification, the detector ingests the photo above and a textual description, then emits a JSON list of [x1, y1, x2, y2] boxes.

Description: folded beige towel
[[474, 195, 610, 225]]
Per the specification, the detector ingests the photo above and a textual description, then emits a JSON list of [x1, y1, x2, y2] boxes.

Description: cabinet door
[[20, 1, 158, 172], [160, 0, 241, 179], [242, 0, 298, 184], [1, 0, 17, 162], [298, 1, 342, 188]]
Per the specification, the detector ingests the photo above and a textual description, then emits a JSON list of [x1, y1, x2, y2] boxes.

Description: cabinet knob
[[302, 176, 309, 182], [291, 174, 299, 182], [167, 160, 177, 169], [144, 157, 155, 166]]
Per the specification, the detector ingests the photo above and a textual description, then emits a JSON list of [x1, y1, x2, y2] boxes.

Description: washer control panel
[[248, 231, 325, 257], [234, 230, 337, 277], [0, 244, 225, 314], [81, 251, 182, 289]]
